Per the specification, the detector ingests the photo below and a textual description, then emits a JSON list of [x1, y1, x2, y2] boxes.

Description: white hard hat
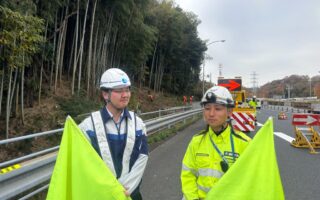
[[201, 86, 234, 107], [100, 68, 131, 90]]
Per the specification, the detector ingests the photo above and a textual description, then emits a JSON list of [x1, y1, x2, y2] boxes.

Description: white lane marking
[[274, 132, 295, 143], [256, 121, 294, 143]]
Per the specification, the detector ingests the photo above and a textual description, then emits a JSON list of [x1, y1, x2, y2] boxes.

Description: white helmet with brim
[[201, 86, 234, 108], [100, 68, 131, 90]]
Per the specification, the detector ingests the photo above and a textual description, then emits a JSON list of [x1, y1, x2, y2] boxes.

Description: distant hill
[[257, 75, 320, 98]]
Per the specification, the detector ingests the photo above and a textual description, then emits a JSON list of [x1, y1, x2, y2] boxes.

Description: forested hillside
[[0, 0, 207, 139], [258, 75, 320, 98]]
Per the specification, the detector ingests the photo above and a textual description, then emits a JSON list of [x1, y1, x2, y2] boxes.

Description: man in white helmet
[[181, 86, 251, 200], [79, 68, 148, 200]]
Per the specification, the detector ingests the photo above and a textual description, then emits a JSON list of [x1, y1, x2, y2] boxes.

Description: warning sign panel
[[218, 79, 242, 91]]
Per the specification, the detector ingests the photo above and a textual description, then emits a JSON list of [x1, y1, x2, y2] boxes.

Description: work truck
[[218, 77, 256, 132]]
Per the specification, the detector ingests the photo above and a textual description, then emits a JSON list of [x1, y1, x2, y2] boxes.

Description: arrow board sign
[[217, 79, 242, 91]]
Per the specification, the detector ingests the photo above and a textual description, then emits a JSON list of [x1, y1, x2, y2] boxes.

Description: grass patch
[[57, 95, 102, 123], [148, 114, 202, 145]]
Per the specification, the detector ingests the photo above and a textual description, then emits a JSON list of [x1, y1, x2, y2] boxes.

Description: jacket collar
[[100, 106, 131, 124], [208, 125, 231, 140]]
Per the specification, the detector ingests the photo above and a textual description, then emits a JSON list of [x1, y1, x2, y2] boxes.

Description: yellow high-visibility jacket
[[249, 100, 257, 108], [181, 125, 251, 200]]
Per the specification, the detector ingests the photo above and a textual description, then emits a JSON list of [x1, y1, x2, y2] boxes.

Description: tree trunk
[[71, 0, 80, 95], [104, 12, 113, 70], [98, 11, 113, 76], [149, 41, 158, 88], [77, 0, 90, 95], [67, 28, 76, 79], [96, 32, 105, 82], [58, 5, 69, 87], [15, 78, 19, 118], [54, 16, 64, 93], [153, 53, 159, 92], [39, 56, 43, 104], [50, 11, 58, 90], [101, 34, 107, 71], [21, 66, 25, 125], [109, 28, 118, 68], [6, 67, 13, 139], [158, 58, 165, 92], [92, 21, 99, 93], [115, 8, 134, 67], [86, 0, 97, 98], [0, 67, 4, 116], [39, 22, 48, 105], [9, 69, 18, 113]]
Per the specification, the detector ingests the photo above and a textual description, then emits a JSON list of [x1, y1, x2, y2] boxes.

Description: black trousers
[[131, 191, 143, 200]]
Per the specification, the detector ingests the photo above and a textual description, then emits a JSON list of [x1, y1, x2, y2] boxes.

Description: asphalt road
[[256, 108, 320, 200], [141, 118, 205, 200], [141, 107, 320, 200]]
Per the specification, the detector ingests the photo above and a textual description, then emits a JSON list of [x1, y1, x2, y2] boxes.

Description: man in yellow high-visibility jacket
[[249, 96, 257, 109], [181, 86, 251, 200]]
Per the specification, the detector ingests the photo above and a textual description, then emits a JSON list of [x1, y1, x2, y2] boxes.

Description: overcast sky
[[175, 0, 320, 87]]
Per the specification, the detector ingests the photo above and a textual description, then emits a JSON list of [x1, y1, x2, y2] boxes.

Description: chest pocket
[[195, 152, 210, 168]]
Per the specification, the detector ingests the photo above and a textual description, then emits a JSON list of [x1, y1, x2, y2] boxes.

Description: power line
[[250, 71, 258, 96]]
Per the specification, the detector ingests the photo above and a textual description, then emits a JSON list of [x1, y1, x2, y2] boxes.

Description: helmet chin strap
[[104, 90, 112, 105]]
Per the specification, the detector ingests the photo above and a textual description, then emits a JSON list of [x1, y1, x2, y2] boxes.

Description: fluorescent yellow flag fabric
[[206, 118, 285, 200], [46, 116, 131, 200]]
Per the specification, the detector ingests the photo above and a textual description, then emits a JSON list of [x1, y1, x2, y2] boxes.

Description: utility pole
[[202, 62, 205, 96], [309, 77, 312, 97], [202, 54, 213, 95], [286, 84, 292, 99], [218, 64, 223, 77], [251, 71, 258, 96]]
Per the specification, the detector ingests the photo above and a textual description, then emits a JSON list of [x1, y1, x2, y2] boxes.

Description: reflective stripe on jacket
[[181, 125, 251, 200], [79, 107, 148, 195]]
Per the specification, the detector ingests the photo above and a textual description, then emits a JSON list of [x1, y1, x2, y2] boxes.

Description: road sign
[[218, 79, 242, 91], [231, 112, 255, 132], [292, 114, 320, 126]]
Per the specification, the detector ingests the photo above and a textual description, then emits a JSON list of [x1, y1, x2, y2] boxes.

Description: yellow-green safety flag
[[46, 116, 131, 200], [206, 118, 285, 200]]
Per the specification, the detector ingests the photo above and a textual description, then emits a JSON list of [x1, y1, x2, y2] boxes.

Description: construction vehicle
[[218, 77, 256, 132]]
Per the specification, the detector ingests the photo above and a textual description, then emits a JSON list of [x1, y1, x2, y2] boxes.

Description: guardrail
[[0, 107, 202, 200], [0, 105, 192, 167], [75, 105, 193, 121], [262, 105, 308, 113]]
